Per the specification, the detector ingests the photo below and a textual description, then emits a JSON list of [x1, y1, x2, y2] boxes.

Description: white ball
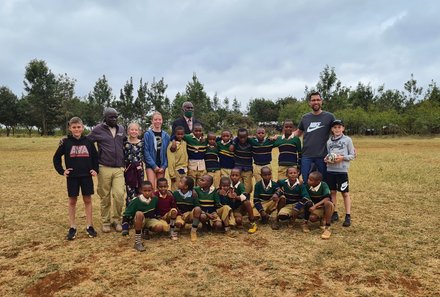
[[327, 153, 337, 163]]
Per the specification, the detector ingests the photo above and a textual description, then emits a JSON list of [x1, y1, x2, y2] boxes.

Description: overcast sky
[[1, 0, 439, 108]]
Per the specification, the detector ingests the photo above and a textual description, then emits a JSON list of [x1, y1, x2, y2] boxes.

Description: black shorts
[[326, 172, 349, 193], [67, 176, 94, 197]]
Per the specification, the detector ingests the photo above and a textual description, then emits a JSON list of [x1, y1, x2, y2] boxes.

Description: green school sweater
[[123, 195, 158, 218], [194, 186, 220, 213], [306, 182, 331, 204], [172, 190, 200, 213]]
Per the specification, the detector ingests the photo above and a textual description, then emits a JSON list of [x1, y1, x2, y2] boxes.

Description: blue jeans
[[301, 156, 327, 184]]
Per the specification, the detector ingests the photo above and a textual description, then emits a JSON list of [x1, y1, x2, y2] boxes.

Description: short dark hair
[[193, 123, 203, 129], [220, 176, 231, 186], [309, 171, 323, 181], [184, 176, 194, 190], [308, 91, 322, 101], [142, 180, 153, 187], [174, 126, 185, 133], [237, 128, 248, 135], [157, 177, 168, 186]]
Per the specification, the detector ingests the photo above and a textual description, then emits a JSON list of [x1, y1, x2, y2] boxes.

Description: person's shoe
[[170, 231, 178, 241], [248, 222, 258, 234], [141, 228, 150, 240], [101, 224, 111, 233], [112, 222, 123, 232], [190, 230, 198, 242], [261, 215, 269, 224], [343, 216, 351, 227], [86, 226, 97, 238], [301, 222, 310, 233], [121, 229, 129, 236], [321, 227, 331, 239], [331, 211, 339, 223], [66, 227, 77, 240], [271, 220, 280, 230], [134, 242, 146, 252]]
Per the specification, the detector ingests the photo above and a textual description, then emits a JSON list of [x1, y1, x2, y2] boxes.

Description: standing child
[[217, 130, 235, 178], [144, 111, 170, 190], [325, 119, 356, 227], [124, 122, 144, 206], [305, 171, 334, 239], [53, 117, 99, 240], [252, 166, 280, 224], [173, 176, 202, 241], [233, 128, 253, 194], [273, 120, 302, 180], [205, 132, 221, 188], [194, 175, 223, 231], [121, 181, 163, 251], [183, 123, 208, 184], [154, 178, 179, 240], [272, 166, 311, 230], [250, 127, 275, 182], [167, 126, 188, 191]]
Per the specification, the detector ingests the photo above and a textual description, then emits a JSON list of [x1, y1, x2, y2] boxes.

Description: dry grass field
[[0, 136, 439, 297]]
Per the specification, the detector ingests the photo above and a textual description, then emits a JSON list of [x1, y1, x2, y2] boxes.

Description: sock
[[192, 218, 200, 231], [86, 225, 92, 229], [225, 226, 230, 232], [346, 214, 351, 218], [70, 225, 77, 229], [135, 230, 141, 244], [170, 219, 176, 233]]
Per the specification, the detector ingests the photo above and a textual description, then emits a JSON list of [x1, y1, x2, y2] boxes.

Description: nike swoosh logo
[[307, 126, 324, 133], [340, 182, 348, 191]]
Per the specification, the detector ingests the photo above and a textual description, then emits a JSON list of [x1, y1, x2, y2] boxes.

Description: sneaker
[[190, 230, 198, 242], [141, 228, 150, 240], [301, 222, 310, 233], [343, 216, 351, 227], [134, 242, 146, 252], [321, 227, 331, 239], [111, 222, 123, 232], [248, 222, 258, 234], [121, 229, 129, 236], [86, 226, 97, 238], [101, 224, 111, 233], [66, 227, 77, 240], [170, 231, 178, 240], [271, 220, 280, 230], [331, 211, 339, 223]]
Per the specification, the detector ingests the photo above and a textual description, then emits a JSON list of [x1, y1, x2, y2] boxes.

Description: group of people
[[53, 92, 356, 252]]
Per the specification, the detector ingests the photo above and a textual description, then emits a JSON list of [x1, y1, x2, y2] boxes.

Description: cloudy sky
[[1, 0, 439, 108]]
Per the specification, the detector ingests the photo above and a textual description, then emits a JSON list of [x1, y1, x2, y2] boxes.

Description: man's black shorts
[[67, 176, 94, 197], [326, 172, 349, 193]]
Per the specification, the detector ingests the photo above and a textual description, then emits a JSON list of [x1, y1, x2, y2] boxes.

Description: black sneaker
[[331, 211, 339, 223], [141, 228, 150, 240], [67, 227, 77, 240], [86, 226, 97, 238], [343, 216, 351, 227]]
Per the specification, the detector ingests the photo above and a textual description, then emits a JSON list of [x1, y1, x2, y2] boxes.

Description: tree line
[[1, 60, 439, 136]]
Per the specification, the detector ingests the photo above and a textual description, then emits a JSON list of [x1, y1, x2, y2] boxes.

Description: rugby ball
[[326, 153, 337, 163]]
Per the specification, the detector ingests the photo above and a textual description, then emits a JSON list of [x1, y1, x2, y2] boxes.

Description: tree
[[23, 59, 59, 135], [148, 78, 171, 128], [114, 77, 135, 128], [0, 86, 19, 136], [313, 65, 349, 112], [349, 82, 375, 111], [232, 97, 241, 113], [375, 86, 405, 112], [403, 73, 423, 107], [54, 73, 80, 134], [248, 98, 279, 122], [184, 74, 212, 120], [425, 80, 440, 105], [278, 100, 310, 125], [84, 75, 115, 127], [134, 78, 151, 131]]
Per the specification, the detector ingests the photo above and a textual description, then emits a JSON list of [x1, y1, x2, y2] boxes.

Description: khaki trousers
[[97, 165, 126, 225]]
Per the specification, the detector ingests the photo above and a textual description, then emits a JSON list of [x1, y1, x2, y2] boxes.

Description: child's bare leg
[[243, 200, 255, 223], [234, 213, 243, 226], [331, 190, 337, 208], [342, 192, 351, 214], [68, 197, 78, 227], [323, 201, 334, 226], [83, 195, 93, 227]]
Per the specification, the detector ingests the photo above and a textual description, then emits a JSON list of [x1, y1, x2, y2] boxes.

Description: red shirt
[[155, 191, 178, 217]]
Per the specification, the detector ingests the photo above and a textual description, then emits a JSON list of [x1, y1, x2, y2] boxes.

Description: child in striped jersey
[[173, 176, 201, 242], [273, 120, 302, 180], [250, 127, 275, 182], [205, 132, 221, 188], [195, 175, 223, 231], [271, 166, 311, 230], [217, 130, 235, 178], [252, 166, 280, 224], [233, 128, 254, 194], [121, 181, 163, 252], [183, 123, 208, 185]]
